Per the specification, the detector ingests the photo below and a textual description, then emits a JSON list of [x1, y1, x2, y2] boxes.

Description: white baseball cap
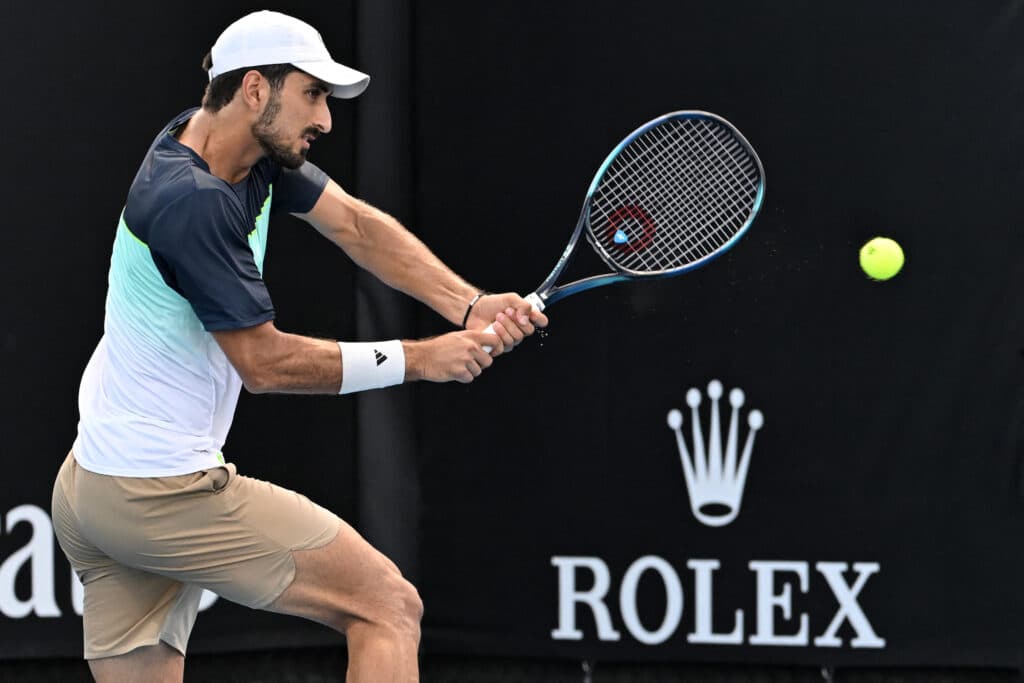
[[208, 10, 370, 99]]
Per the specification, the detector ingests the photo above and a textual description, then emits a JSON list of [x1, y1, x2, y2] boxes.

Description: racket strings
[[664, 124, 756, 261], [599, 121, 755, 270], [635, 128, 733, 261], [632, 120, 757, 250], [588, 117, 761, 274], [628, 125, 756, 269]]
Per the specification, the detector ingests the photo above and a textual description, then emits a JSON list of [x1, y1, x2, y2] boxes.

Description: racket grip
[[481, 292, 546, 353]]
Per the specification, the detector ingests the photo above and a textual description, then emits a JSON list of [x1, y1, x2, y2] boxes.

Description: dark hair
[[201, 52, 299, 112]]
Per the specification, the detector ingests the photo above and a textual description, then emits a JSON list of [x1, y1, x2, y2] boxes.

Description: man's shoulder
[[148, 112, 231, 198], [126, 117, 243, 233], [126, 156, 236, 231]]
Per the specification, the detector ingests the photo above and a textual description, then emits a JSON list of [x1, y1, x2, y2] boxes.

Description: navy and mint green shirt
[[73, 108, 329, 476]]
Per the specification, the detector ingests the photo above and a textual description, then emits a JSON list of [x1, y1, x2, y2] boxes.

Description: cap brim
[[295, 60, 370, 99]]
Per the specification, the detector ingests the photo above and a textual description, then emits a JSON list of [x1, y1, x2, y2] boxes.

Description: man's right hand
[[403, 330, 503, 383]]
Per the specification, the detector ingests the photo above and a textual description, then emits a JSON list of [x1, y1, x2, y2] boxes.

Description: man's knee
[[88, 643, 184, 683], [324, 563, 422, 640], [377, 571, 423, 639]]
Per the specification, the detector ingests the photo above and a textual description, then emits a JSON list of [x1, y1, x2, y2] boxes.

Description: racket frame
[[531, 111, 765, 309]]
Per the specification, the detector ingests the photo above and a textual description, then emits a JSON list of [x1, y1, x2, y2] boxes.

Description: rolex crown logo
[[666, 380, 764, 528]]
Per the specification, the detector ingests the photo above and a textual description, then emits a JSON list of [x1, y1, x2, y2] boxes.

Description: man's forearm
[[346, 206, 479, 324], [303, 181, 480, 326], [213, 322, 500, 395], [233, 331, 343, 395]]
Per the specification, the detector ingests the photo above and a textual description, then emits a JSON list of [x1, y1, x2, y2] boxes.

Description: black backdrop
[[3, 0, 1024, 670]]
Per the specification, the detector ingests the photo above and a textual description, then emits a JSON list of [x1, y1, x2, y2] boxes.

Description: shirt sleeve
[[271, 161, 329, 215], [147, 188, 276, 331]]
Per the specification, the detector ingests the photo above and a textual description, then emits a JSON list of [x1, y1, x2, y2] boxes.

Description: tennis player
[[51, 10, 547, 683]]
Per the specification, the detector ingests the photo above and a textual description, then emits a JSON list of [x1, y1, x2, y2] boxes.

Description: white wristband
[[338, 340, 406, 394]]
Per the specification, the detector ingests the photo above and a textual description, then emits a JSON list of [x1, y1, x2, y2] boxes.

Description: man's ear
[[239, 70, 268, 110]]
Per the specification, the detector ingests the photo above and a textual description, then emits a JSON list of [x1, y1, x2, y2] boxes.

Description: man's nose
[[316, 99, 332, 135]]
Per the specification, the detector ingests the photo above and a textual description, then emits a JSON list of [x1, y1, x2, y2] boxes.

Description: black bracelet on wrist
[[462, 292, 487, 329]]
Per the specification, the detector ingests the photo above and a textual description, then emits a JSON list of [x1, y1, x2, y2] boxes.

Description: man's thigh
[[268, 519, 421, 633], [72, 459, 341, 607]]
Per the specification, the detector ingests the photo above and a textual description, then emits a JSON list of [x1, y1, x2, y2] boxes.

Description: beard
[[251, 91, 308, 169]]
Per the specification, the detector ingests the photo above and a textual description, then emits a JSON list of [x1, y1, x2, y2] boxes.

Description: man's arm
[[298, 179, 480, 326], [212, 321, 502, 394], [297, 178, 548, 348]]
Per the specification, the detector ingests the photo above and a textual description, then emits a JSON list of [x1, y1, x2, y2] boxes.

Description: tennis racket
[[483, 110, 765, 349]]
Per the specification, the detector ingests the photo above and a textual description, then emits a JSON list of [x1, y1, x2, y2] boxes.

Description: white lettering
[[0, 505, 61, 618], [814, 562, 885, 648], [619, 556, 683, 645], [748, 561, 808, 646], [553, 556, 885, 648], [550, 556, 621, 641], [687, 559, 743, 644]]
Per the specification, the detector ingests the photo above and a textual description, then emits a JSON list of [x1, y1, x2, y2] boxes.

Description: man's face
[[251, 71, 333, 169]]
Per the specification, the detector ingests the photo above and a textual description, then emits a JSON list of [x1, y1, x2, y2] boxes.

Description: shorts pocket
[[204, 464, 234, 494]]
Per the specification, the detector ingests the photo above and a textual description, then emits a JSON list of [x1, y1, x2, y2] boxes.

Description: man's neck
[[177, 108, 263, 184]]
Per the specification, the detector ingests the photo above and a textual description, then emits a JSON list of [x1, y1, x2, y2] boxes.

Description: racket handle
[[481, 292, 546, 353]]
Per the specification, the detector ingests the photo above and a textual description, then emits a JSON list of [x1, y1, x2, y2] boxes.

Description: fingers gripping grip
[[481, 292, 546, 353]]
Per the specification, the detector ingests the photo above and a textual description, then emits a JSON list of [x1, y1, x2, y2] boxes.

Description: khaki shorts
[[51, 451, 341, 660]]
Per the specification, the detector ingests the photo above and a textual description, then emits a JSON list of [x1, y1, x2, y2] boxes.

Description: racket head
[[582, 111, 765, 279]]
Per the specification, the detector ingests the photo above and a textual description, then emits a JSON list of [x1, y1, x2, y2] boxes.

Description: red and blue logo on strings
[[606, 205, 656, 253]]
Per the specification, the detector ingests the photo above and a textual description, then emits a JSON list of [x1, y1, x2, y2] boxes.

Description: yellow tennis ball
[[859, 237, 904, 281]]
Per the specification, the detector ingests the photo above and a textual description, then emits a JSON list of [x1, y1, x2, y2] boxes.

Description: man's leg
[[88, 643, 184, 683], [268, 520, 423, 683]]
